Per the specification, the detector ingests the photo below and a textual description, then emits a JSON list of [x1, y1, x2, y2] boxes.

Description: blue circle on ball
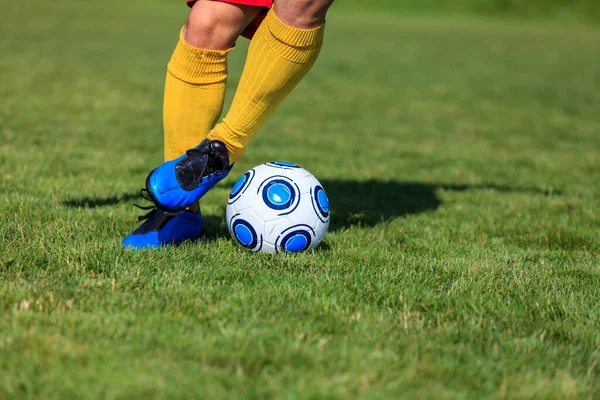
[[280, 230, 311, 253], [267, 183, 291, 206], [262, 180, 296, 210], [234, 224, 253, 246], [317, 189, 329, 213], [313, 186, 329, 218], [285, 234, 309, 252], [230, 172, 249, 199]]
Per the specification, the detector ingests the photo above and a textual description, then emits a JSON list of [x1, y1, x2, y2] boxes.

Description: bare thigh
[[185, 0, 264, 49]]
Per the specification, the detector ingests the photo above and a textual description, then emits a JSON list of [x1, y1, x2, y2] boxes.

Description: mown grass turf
[[1, 0, 600, 398]]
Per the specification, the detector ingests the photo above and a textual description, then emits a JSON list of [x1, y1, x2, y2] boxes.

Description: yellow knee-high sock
[[207, 10, 325, 163], [163, 29, 232, 161]]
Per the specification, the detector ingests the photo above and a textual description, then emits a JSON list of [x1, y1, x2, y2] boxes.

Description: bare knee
[[184, 0, 262, 50], [274, 0, 335, 29]]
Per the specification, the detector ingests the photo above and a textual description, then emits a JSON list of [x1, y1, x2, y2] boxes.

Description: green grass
[[339, 0, 600, 22], [1, 0, 600, 398]]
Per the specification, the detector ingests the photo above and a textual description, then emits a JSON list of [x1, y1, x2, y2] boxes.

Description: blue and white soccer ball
[[226, 162, 330, 253]]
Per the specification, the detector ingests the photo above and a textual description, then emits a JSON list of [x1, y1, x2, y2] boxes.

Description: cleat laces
[[132, 189, 181, 232]]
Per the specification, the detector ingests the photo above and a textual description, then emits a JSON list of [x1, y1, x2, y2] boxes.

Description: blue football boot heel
[[145, 139, 231, 211], [122, 203, 206, 249]]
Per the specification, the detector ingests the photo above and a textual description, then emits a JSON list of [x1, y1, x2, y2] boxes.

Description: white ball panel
[[260, 242, 276, 254]]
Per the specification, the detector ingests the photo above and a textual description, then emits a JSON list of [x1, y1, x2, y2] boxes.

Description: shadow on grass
[[320, 180, 561, 231], [62, 180, 561, 233], [61, 193, 140, 208]]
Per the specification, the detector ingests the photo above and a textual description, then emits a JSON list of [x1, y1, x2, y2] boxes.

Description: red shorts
[[186, 0, 273, 39]]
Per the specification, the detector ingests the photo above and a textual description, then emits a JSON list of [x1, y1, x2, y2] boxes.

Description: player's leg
[[164, 0, 263, 161], [129, 0, 334, 248], [207, 0, 335, 162], [123, 0, 262, 249]]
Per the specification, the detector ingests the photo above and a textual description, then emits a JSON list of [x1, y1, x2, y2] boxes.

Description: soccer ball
[[226, 162, 330, 253]]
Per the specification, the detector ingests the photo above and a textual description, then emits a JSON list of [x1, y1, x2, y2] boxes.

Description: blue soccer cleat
[[122, 206, 206, 249], [145, 139, 231, 211]]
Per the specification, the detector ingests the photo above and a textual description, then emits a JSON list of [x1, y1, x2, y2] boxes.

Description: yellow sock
[[207, 10, 325, 163], [163, 29, 232, 161]]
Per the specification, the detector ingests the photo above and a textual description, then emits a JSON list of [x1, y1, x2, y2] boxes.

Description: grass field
[[340, 0, 600, 22], [1, 0, 600, 398]]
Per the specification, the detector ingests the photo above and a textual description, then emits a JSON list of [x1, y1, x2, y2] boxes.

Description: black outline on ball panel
[[261, 180, 295, 210], [314, 186, 329, 217], [256, 175, 301, 217], [231, 219, 260, 250], [228, 212, 241, 231], [280, 231, 312, 253], [310, 186, 330, 224], [227, 212, 240, 244], [256, 234, 264, 252], [274, 224, 316, 253], [229, 172, 249, 198], [227, 169, 255, 205], [228, 212, 264, 252], [256, 174, 290, 194]]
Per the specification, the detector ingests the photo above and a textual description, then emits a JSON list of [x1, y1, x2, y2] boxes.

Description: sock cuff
[[167, 28, 232, 86], [262, 10, 325, 63]]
